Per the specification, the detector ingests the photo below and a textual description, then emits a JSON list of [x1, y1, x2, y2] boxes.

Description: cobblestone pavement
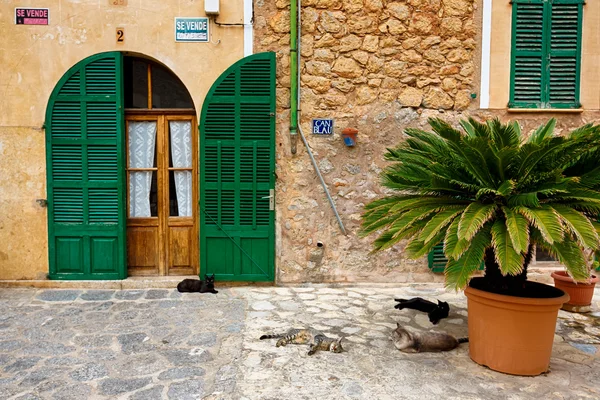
[[0, 286, 598, 400]]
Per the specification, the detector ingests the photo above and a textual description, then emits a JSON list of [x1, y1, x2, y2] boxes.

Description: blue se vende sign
[[175, 17, 209, 43]]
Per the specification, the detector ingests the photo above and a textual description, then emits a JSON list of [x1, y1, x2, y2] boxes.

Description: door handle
[[261, 189, 275, 211]]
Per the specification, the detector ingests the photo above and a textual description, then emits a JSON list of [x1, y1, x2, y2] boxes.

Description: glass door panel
[[127, 121, 158, 217], [168, 120, 193, 217]]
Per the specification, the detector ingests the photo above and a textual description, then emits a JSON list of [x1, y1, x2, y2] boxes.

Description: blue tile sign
[[312, 119, 334, 135], [175, 17, 209, 42]]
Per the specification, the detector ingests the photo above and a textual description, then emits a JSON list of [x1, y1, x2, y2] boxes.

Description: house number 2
[[116, 28, 125, 43]]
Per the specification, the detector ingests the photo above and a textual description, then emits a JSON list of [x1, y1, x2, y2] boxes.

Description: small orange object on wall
[[342, 127, 358, 147]]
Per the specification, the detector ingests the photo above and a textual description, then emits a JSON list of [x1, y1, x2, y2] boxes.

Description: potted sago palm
[[360, 118, 600, 376], [551, 249, 599, 312]]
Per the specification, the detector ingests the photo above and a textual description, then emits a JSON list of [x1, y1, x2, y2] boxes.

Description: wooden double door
[[126, 114, 198, 276]]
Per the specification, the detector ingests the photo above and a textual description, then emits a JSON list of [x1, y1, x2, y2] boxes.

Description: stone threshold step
[[0, 277, 275, 290]]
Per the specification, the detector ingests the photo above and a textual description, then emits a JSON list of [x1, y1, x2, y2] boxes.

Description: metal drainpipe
[[289, 0, 298, 154], [295, 0, 347, 236]]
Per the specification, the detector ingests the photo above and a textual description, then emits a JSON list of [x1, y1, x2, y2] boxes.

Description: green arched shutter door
[[46, 52, 126, 280], [200, 52, 276, 281]]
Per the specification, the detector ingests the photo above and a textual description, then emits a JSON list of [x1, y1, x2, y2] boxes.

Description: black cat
[[394, 297, 449, 325], [177, 274, 218, 294]]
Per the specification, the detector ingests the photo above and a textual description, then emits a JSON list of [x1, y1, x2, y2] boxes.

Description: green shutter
[[46, 52, 126, 280], [200, 52, 276, 282], [427, 242, 485, 274], [548, 0, 583, 108], [509, 0, 583, 109], [428, 243, 447, 274]]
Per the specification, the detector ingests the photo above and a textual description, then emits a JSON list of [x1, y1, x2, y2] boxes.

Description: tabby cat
[[391, 323, 468, 353], [177, 274, 218, 294], [260, 328, 344, 355]]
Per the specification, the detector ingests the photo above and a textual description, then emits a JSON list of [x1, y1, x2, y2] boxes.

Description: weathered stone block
[[446, 48, 470, 63], [331, 78, 355, 93], [314, 49, 335, 62], [367, 56, 385, 73], [441, 17, 462, 36], [321, 11, 343, 33], [388, 2, 411, 20], [361, 35, 379, 52], [384, 60, 407, 78], [302, 8, 320, 33], [365, 0, 383, 11], [343, 0, 364, 13], [423, 87, 454, 109], [398, 87, 424, 107], [417, 77, 441, 89], [305, 61, 331, 77], [324, 90, 349, 106], [356, 87, 378, 105], [348, 16, 377, 34], [381, 77, 401, 89], [301, 35, 314, 57], [423, 48, 446, 63], [303, 75, 332, 93], [443, 0, 473, 17], [454, 90, 472, 110], [352, 50, 370, 65], [339, 35, 362, 52], [400, 49, 423, 63], [314, 33, 338, 48], [440, 65, 460, 75], [332, 57, 363, 78], [442, 77, 458, 91], [410, 13, 437, 34], [402, 37, 421, 49], [270, 11, 291, 33]]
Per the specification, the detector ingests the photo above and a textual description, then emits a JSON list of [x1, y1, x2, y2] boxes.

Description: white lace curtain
[[169, 121, 192, 217], [128, 121, 157, 217]]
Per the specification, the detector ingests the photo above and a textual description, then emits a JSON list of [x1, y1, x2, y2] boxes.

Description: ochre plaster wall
[[0, 0, 245, 279], [489, 0, 600, 110]]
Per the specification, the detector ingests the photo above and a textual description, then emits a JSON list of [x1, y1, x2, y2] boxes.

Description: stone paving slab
[[0, 286, 598, 399], [0, 289, 244, 400]]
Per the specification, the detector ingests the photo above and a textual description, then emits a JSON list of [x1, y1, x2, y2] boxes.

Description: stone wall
[[258, 0, 478, 113], [254, 0, 599, 284], [254, 0, 480, 283]]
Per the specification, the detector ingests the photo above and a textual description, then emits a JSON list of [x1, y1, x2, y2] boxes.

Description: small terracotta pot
[[465, 280, 569, 376], [551, 270, 598, 307]]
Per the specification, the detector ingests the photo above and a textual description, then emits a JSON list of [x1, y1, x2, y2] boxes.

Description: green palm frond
[[361, 117, 600, 290], [502, 206, 529, 253], [445, 226, 492, 291], [419, 208, 465, 244], [527, 118, 556, 144], [491, 220, 524, 276], [457, 203, 497, 241], [551, 204, 599, 248], [549, 240, 589, 281], [515, 206, 563, 244]]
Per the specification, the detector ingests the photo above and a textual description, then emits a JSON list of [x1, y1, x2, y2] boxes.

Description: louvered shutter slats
[[200, 53, 275, 281], [46, 52, 125, 279], [510, 0, 582, 109]]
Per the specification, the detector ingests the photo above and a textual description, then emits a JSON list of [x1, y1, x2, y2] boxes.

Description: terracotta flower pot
[[551, 270, 598, 310], [465, 279, 569, 376]]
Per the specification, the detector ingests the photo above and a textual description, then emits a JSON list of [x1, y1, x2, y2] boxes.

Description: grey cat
[[260, 328, 344, 355], [391, 323, 468, 353]]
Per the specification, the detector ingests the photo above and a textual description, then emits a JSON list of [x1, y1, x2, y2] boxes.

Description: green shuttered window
[[46, 52, 126, 280], [509, 0, 583, 109]]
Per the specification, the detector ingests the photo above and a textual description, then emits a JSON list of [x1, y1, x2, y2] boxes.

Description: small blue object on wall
[[312, 119, 334, 135]]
